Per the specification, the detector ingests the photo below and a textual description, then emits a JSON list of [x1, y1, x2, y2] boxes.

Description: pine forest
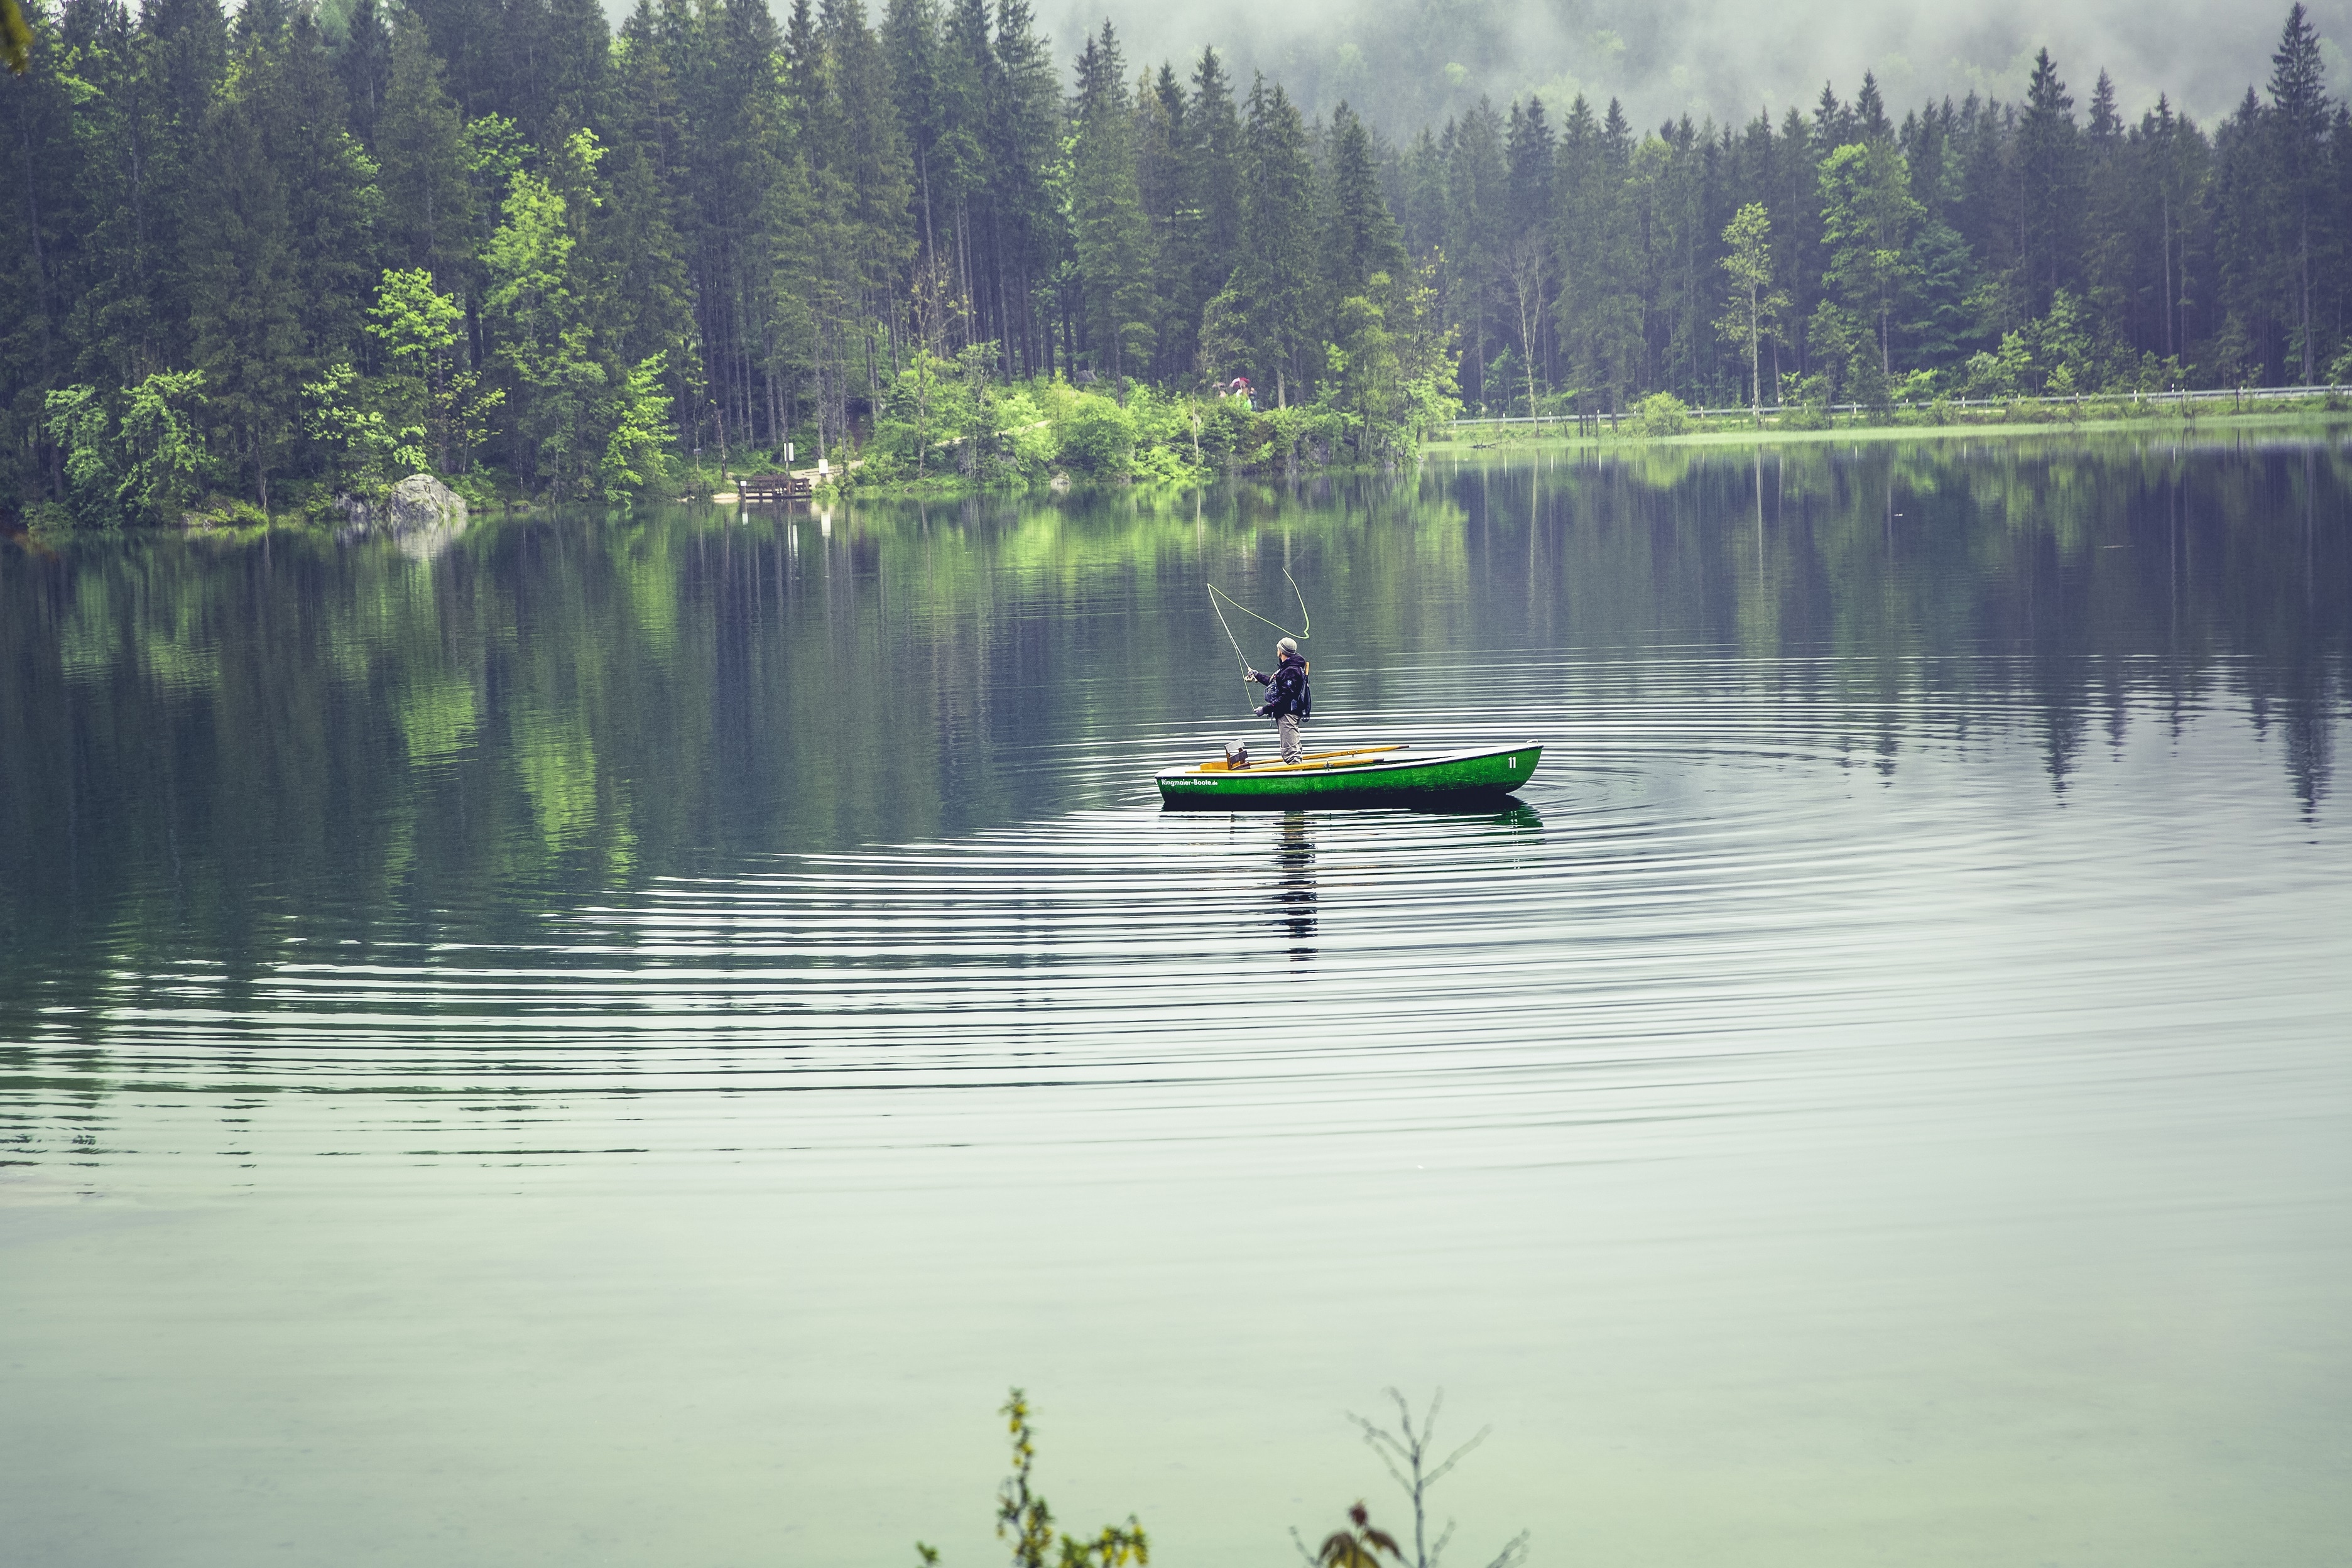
[[3, 0, 2350, 517]]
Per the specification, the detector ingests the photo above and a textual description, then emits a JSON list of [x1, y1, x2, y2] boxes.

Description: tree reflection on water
[[2, 434, 2344, 1032]]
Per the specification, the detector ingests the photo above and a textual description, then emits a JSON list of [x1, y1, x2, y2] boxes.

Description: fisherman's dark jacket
[[1257, 653, 1309, 717]]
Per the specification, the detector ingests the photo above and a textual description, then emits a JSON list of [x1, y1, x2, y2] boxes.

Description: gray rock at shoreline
[[336, 474, 469, 557], [337, 474, 467, 533]]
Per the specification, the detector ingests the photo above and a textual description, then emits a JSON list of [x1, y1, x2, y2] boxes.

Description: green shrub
[[24, 500, 75, 535], [1128, 443, 1195, 483], [1192, 395, 1265, 464], [1260, 402, 1346, 463], [1054, 393, 1137, 476], [187, 496, 270, 528], [1629, 392, 1691, 437], [991, 389, 1058, 479]]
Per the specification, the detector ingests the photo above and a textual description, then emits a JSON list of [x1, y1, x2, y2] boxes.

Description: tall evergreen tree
[[692, 0, 801, 455], [335, 0, 391, 148], [542, 0, 613, 139], [2267, 3, 2331, 379], [1228, 77, 1313, 405], [1067, 21, 1151, 388], [2081, 69, 2133, 324], [377, 11, 471, 286], [971, 0, 1052, 375], [1398, 125, 1447, 260], [1180, 47, 1242, 322], [934, 0, 997, 351], [2018, 48, 2082, 310], [883, 0, 950, 331], [1812, 82, 1855, 158], [605, 1, 698, 429], [247, 12, 378, 374], [186, 75, 304, 509], [405, 0, 501, 121], [1323, 101, 1405, 300], [1502, 96, 1555, 398], [1135, 62, 1186, 379], [821, 0, 915, 399], [2137, 96, 2211, 366], [135, 0, 231, 374], [1554, 96, 1643, 410], [2213, 88, 2274, 379], [1444, 97, 1503, 405]]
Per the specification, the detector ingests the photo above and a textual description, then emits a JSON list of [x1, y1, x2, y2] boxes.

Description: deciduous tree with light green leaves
[[302, 362, 413, 488], [485, 131, 628, 498], [368, 268, 501, 474], [1818, 139, 1922, 377], [1716, 202, 1788, 420], [1327, 286, 1398, 462], [1, 0, 30, 74], [599, 354, 673, 501], [45, 373, 214, 527], [1323, 262, 1459, 463]]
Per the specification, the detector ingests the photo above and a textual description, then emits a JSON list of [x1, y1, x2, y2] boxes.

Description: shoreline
[[822, 407, 2352, 499], [23, 410, 2352, 534], [1429, 405, 2352, 453]]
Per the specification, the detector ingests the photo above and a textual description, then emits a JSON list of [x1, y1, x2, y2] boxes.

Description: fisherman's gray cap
[[1277, 636, 1298, 654]]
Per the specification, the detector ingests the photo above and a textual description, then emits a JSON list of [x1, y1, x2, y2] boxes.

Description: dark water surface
[[4, 437, 2349, 1565]]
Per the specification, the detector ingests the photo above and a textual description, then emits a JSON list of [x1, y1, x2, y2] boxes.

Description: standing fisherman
[[1247, 638, 1311, 764]]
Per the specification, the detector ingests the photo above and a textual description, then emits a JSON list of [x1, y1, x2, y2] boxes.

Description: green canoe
[[1157, 742, 1542, 808]]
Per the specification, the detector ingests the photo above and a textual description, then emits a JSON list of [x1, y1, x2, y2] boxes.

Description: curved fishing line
[[1207, 582, 1303, 642], [1285, 567, 1310, 642], [1206, 586, 1259, 712]]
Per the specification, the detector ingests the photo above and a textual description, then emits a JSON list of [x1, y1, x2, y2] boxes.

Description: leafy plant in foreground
[[1302, 1501, 1407, 1568], [916, 1388, 1148, 1568]]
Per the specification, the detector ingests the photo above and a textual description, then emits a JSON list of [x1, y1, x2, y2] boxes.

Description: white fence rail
[[1450, 384, 2350, 430]]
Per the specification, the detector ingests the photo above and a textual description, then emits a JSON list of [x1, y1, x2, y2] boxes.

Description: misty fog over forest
[[1040, 0, 2344, 134]]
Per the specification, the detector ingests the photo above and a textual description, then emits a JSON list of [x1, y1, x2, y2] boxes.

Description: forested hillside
[[0, 0, 2344, 516]]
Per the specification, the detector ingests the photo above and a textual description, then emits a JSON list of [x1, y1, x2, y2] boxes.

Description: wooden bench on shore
[[736, 471, 816, 504]]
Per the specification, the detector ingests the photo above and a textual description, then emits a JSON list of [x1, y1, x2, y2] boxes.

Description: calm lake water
[[3, 435, 2349, 1566]]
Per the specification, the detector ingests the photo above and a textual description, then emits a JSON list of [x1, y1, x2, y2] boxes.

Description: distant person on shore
[[1248, 638, 1310, 764]]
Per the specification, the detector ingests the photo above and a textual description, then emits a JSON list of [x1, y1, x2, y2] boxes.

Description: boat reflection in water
[[1263, 800, 1541, 968], [1274, 811, 1317, 964]]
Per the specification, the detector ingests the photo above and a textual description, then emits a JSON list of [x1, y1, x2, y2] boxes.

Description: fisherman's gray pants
[[1277, 714, 1302, 764]]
